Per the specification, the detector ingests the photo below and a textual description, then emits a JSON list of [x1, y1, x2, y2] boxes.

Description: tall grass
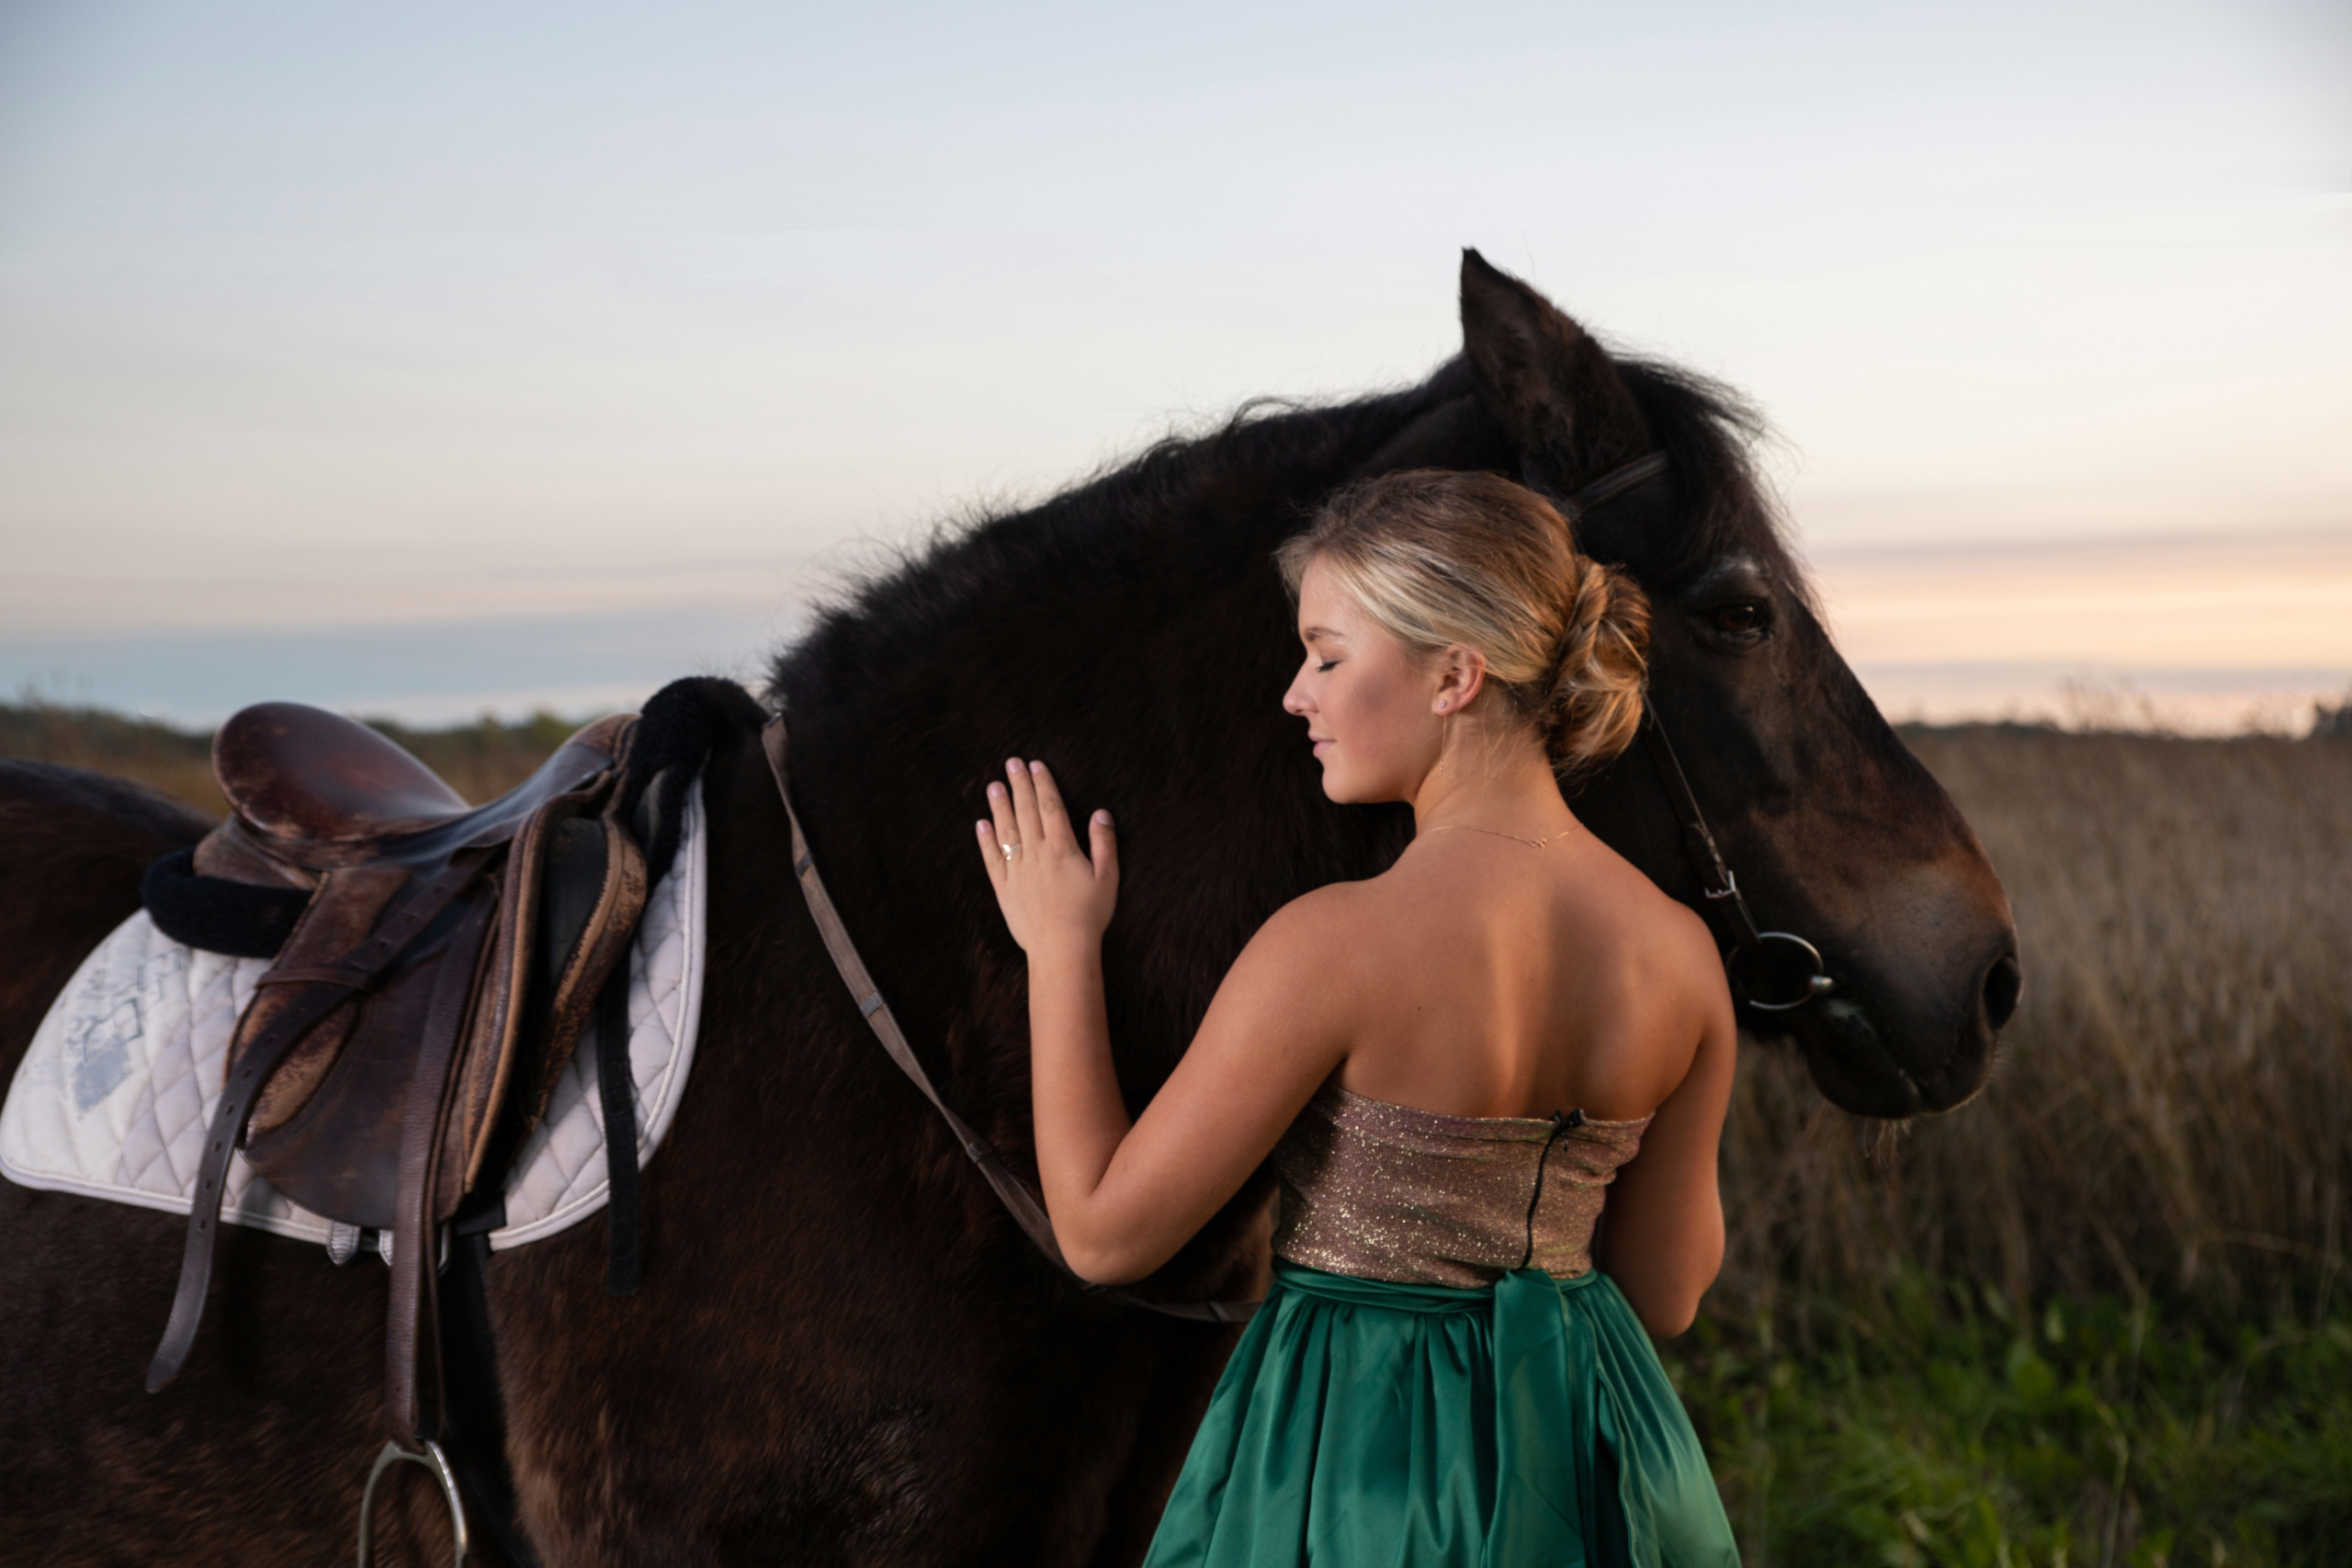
[[1711, 728, 2352, 1327]]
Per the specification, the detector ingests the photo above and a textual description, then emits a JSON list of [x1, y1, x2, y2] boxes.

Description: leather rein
[[762, 725, 1257, 1324], [759, 450, 1829, 1328]]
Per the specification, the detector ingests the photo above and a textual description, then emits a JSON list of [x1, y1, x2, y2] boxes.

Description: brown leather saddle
[[146, 702, 651, 1461]]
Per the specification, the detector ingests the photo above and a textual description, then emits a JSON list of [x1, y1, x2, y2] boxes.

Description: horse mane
[[770, 352, 1802, 709], [769, 364, 1479, 705]]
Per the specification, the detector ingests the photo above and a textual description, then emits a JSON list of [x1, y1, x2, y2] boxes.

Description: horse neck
[[767, 384, 1455, 1104]]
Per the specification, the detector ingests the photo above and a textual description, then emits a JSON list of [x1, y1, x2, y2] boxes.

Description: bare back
[[1320, 828, 1723, 1126]]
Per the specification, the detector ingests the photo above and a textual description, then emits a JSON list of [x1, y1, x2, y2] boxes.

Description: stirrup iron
[[357, 1437, 469, 1567]]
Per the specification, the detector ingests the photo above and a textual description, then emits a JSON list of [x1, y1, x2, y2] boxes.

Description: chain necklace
[[1425, 822, 1577, 849]]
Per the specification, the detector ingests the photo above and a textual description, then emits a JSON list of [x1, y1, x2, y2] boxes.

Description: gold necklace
[[1426, 822, 1575, 849]]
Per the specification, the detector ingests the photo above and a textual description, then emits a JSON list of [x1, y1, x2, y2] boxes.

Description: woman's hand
[[977, 758, 1119, 957]]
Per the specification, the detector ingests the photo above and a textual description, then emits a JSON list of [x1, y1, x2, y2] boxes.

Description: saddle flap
[[233, 863, 411, 1142], [239, 878, 502, 1229]]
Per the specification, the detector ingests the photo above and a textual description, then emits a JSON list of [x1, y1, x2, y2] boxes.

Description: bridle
[[1555, 455, 1837, 1014], [758, 450, 1831, 1331]]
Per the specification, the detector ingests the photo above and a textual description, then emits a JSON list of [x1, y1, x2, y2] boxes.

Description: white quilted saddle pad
[[0, 780, 707, 1253]]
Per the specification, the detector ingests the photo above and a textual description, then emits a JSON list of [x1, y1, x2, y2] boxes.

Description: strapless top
[[1270, 1081, 1651, 1288]]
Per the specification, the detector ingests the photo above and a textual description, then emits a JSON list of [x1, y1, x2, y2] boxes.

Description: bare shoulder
[[1574, 841, 1715, 962], [1568, 846, 1734, 1090], [1629, 880, 1724, 998], [1204, 876, 1376, 1003], [1233, 876, 1381, 976]]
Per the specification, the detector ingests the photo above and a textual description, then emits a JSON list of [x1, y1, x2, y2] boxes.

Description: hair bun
[[1541, 558, 1649, 780]]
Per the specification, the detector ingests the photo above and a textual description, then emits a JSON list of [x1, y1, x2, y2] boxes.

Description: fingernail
[[1094, 810, 1113, 827], [988, 783, 1003, 798], [1007, 758, 1021, 773], [1029, 761, 1044, 774]]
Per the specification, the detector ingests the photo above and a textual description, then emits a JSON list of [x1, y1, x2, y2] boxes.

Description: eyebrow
[[1299, 625, 1347, 641]]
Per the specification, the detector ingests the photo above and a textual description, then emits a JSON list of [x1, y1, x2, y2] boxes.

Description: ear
[[1430, 644, 1489, 715], [1459, 249, 1653, 490]]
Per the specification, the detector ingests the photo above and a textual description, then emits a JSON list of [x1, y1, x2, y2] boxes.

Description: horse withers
[[0, 253, 2017, 1565]]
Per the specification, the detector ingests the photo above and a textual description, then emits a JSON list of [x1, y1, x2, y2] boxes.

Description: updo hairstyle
[[1275, 469, 1650, 780]]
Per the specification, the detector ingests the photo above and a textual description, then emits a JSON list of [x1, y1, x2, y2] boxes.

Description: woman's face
[[1283, 559, 1445, 804]]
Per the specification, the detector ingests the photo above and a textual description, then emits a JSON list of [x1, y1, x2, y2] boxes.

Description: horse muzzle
[[1772, 931, 2020, 1118]]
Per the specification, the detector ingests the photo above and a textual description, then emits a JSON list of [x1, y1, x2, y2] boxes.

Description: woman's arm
[[1589, 924, 1736, 1337], [979, 758, 1351, 1284]]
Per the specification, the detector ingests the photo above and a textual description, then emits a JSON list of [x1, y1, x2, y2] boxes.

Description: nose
[[1980, 949, 2022, 1032], [1917, 941, 2021, 1111]]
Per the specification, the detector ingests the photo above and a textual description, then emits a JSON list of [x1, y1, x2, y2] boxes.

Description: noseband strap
[[1559, 455, 1836, 1014]]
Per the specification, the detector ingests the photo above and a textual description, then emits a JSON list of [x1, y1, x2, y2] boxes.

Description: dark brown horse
[[0, 254, 2017, 1565]]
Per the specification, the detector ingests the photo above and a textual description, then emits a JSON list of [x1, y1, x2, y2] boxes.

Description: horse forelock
[[1611, 359, 1814, 612]]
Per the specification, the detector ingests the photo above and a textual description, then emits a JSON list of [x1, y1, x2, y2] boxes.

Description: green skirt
[[1142, 1263, 1739, 1568]]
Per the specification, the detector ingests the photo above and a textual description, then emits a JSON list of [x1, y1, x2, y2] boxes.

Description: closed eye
[[1317, 660, 1338, 672]]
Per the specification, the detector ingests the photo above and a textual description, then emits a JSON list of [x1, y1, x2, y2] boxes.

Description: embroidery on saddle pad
[[0, 780, 708, 1253]]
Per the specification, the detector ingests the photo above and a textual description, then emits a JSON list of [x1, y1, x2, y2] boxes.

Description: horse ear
[[1459, 249, 1651, 489]]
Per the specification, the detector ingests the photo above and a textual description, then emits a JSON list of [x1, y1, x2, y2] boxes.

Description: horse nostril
[[1981, 953, 2022, 1032]]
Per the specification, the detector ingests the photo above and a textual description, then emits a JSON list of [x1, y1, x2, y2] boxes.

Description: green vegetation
[[1666, 1279, 2351, 1567]]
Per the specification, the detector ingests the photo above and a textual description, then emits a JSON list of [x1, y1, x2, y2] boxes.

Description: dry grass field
[[6, 703, 2348, 1562], [1716, 726, 2352, 1323]]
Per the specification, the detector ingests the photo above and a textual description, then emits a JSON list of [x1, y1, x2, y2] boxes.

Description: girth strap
[[147, 847, 497, 1393], [760, 720, 1256, 1325]]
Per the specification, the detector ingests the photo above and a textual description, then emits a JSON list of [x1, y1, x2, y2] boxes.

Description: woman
[[976, 469, 1741, 1565]]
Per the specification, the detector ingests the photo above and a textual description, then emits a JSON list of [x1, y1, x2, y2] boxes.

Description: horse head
[[1445, 250, 2019, 1114]]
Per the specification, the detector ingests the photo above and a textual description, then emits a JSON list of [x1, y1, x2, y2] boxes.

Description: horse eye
[[1708, 600, 1770, 638]]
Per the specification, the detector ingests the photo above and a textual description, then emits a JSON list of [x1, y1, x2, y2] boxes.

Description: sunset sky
[[3, 0, 2346, 728]]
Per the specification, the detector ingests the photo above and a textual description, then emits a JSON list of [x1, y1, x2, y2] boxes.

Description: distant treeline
[[0, 702, 591, 818]]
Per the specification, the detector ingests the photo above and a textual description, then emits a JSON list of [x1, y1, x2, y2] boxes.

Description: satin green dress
[[1141, 1085, 1738, 1568]]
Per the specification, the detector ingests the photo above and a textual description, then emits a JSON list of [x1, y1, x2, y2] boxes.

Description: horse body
[[0, 256, 2016, 1563]]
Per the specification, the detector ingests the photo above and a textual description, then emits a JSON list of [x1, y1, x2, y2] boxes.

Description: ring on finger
[[1001, 843, 1020, 860]]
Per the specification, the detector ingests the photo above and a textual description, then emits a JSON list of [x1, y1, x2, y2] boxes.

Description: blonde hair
[[1275, 469, 1650, 780]]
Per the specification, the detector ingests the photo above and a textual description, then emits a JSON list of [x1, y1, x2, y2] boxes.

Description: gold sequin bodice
[[1271, 1081, 1651, 1288]]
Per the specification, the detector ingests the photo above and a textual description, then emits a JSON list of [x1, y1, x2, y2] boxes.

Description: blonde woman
[[977, 469, 1741, 1565]]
